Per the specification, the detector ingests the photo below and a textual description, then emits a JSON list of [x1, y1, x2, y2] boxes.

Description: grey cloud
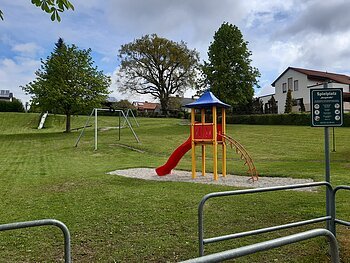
[[105, 0, 248, 46], [282, 1, 350, 36]]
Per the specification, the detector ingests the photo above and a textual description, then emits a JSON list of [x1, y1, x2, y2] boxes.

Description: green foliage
[[117, 34, 200, 114], [229, 112, 350, 127], [227, 113, 310, 126], [202, 22, 260, 106], [284, 89, 293, 113], [1, 0, 74, 21], [114, 99, 135, 110], [265, 95, 278, 114], [168, 96, 182, 111], [22, 38, 111, 132], [0, 98, 25, 112]]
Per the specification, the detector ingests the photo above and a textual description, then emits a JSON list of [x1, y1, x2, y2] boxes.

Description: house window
[[288, 78, 293, 91], [282, 83, 287, 93], [294, 80, 299, 91]]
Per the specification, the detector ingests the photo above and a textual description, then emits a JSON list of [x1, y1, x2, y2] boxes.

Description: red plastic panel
[[194, 124, 213, 140]]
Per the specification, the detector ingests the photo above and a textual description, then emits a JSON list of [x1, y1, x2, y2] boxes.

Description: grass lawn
[[0, 112, 349, 262]]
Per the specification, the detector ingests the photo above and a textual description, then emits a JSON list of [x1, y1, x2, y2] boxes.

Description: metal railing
[[180, 229, 340, 263], [333, 186, 350, 229], [0, 219, 71, 263], [198, 182, 333, 256]]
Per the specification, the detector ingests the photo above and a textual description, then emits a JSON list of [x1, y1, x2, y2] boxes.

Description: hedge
[[0, 99, 25, 112], [226, 113, 350, 127]]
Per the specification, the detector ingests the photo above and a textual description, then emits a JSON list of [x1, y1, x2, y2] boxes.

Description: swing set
[[74, 108, 140, 150]]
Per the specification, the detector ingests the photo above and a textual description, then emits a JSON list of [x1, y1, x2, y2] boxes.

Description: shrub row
[[226, 113, 350, 127], [0, 99, 25, 112]]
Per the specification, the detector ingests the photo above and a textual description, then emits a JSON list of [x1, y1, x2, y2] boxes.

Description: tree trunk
[[65, 113, 71, 133], [160, 98, 169, 116]]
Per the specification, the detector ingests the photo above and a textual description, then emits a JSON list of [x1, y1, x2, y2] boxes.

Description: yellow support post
[[191, 108, 196, 179], [222, 108, 227, 177], [201, 108, 206, 176], [212, 106, 218, 180]]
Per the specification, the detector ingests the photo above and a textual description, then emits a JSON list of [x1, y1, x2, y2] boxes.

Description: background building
[[260, 67, 350, 114], [0, 90, 13, 102]]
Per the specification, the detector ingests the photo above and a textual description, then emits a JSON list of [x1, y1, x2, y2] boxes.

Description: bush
[[177, 111, 184, 119], [227, 113, 350, 127], [227, 113, 311, 126], [0, 98, 25, 112]]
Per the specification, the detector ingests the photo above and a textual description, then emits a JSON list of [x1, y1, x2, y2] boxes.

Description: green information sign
[[310, 88, 343, 127]]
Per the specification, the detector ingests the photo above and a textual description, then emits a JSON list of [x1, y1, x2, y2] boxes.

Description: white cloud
[[0, 58, 40, 103], [12, 42, 42, 58], [255, 85, 275, 97]]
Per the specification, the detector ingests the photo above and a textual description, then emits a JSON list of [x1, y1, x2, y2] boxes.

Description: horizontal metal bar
[[334, 185, 350, 194], [200, 182, 331, 205], [183, 229, 339, 263], [335, 219, 350, 227], [198, 182, 332, 256], [95, 108, 124, 112], [204, 216, 330, 244], [0, 219, 71, 263]]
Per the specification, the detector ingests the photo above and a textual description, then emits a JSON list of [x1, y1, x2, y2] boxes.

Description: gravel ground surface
[[108, 168, 315, 191]]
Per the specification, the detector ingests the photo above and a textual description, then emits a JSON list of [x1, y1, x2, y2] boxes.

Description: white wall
[[274, 69, 309, 113], [274, 68, 350, 113], [309, 83, 350, 112]]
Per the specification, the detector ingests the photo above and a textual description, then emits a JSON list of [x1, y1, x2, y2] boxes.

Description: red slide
[[155, 137, 192, 176]]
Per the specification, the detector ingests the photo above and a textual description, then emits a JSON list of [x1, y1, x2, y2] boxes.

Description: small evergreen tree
[[268, 95, 278, 114], [251, 98, 263, 114], [284, 89, 293, 113], [300, 99, 306, 112]]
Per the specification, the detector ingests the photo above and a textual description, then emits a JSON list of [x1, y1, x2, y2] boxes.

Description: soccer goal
[[74, 108, 140, 150]]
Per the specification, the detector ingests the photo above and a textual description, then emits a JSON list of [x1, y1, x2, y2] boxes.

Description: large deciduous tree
[[117, 34, 199, 114], [0, 0, 74, 21], [202, 22, 260, 108], [23, 38, 111, 132]]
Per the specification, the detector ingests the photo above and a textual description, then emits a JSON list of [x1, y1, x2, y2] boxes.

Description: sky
[[2, 0, 350, 105]]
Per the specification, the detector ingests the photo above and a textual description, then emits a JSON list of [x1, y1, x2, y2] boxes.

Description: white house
[[268, 67, 350, 114], [0, 90, 13, 102]]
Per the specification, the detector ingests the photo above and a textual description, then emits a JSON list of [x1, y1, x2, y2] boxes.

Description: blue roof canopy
[[185, 91, 230, 108]]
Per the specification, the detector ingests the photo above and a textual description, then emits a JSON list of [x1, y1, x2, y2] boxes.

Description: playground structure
[[156, 91, 258, 181], [37, 111, 48, 129], [74, 108, 140, 150]]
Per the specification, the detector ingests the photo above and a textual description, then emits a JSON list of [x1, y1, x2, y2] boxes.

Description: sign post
[[310, 84, 343, 235], [310, 87, 343, 127]]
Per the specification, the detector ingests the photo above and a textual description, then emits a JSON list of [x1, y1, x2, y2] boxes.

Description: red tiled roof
[[272, 67, 350, 86], [135, 102, 160, 110]]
